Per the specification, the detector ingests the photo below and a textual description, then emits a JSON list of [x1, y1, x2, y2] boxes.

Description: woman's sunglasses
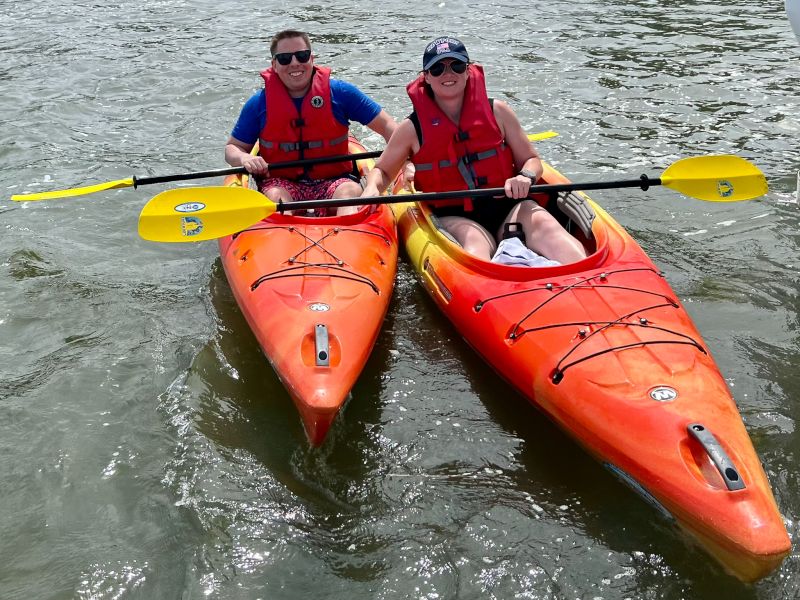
[[273, 50, 312, 66], [427, 60, 468, 77]]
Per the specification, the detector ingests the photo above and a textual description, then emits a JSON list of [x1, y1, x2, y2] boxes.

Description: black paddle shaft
[[131, 150, 383, 188], [281, 175, 661, 212]]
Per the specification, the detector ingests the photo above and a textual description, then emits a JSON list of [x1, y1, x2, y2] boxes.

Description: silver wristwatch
[[519, 169, 538, 183]]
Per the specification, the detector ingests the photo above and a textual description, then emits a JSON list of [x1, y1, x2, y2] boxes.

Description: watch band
[[519, 169, 538, 182]]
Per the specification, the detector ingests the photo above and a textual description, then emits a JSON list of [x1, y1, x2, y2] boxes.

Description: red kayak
[[390, 162, 790, 581], [219, 140, 397, 445]]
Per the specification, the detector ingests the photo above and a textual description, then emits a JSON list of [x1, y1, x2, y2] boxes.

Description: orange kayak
[[219, 140, 397, 445], [390, 162, 790, 581]]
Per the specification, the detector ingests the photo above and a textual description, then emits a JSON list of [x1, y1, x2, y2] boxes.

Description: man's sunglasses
[[427, 60, 468, 77], [273, 50, 312, 66]]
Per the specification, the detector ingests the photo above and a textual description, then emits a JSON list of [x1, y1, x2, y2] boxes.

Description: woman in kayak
[[362, 37, 586, 263]]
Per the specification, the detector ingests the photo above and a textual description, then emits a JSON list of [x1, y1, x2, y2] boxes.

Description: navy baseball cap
[[422, 37, 470, 70]]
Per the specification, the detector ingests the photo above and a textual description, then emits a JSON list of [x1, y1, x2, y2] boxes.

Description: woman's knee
[[514, 199, 546, 219], [439, 216, 497, 257]]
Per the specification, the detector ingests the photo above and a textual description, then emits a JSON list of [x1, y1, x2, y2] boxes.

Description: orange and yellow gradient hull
[[391, 163, 790, 581], [220, 142, 397, 445]]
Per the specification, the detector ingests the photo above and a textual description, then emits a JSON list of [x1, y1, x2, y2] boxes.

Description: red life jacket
[[406, 64, 515, 210], [259, 66, 351, 180]]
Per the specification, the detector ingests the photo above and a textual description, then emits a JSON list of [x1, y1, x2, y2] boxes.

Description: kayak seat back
[[531, 190, 595, 239], [556, 191, 595, 239]]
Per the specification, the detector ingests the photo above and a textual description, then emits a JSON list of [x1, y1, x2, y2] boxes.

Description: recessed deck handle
[[688, 423, 746, 491]]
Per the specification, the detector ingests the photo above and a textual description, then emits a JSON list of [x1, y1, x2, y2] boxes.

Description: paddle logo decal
[[174, 202, 206, 213], [310, 96, 324, 108], [181, 216, 204, 237], [308, 303, 330, 312], [717, 180, 734, 198], [649, 386, 678, 402]]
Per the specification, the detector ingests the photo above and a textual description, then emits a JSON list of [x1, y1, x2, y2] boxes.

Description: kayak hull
[[219, 142, 397, 445], [391, 163, 790, 580]]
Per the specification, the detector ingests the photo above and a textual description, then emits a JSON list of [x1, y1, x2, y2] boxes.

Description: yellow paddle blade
[[660, 155, 768, 202], [10, 177, 135, 201], [138, 187, 276, 243], [528, 131, 558, 142]]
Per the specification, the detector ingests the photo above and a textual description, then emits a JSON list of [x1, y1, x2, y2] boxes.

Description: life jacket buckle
[[462, 152, 481, 165]]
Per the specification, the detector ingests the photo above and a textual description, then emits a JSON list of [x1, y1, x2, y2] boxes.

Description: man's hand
[[241, 155, 269, 177], [402, 162, 416, 191]]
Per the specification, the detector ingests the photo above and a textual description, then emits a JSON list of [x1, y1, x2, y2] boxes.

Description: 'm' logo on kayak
[[717, 180, 734, 198], [649, 386, 678, 402], [181, 216, 203, 236]]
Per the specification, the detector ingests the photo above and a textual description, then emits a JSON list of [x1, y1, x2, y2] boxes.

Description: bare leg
[[500, 200, 587, 264], [333, 180, 364, 216], [439, 216, 497, 261], [264, 185, 298, 215]]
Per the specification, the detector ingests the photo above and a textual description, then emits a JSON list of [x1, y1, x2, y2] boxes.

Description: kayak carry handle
[[688, 423, 746, 491], [315, 324, 331, 367]]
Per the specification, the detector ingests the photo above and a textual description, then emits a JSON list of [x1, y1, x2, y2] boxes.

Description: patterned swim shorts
[[257, 177, 357, 216]]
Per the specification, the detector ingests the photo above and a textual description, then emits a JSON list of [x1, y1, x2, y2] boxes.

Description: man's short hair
[[270, 30, 311, 55]]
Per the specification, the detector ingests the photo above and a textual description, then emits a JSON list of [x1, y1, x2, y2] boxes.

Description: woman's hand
[[504, 173, 535, 199]]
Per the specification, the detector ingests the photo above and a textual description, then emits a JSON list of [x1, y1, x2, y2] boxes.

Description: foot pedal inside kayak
[[687, 423, 746, 491]]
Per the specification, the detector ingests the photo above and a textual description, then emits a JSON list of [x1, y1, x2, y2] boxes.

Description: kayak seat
[[519, 190, 595, 241], [556, 191, 595, 240]]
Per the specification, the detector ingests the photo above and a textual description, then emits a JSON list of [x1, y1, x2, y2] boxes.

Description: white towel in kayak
[[490, 237, 561, 267]]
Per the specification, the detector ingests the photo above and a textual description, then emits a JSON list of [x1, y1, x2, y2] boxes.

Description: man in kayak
[[361, 37, 587, 263], [225, 30, 397, 215]]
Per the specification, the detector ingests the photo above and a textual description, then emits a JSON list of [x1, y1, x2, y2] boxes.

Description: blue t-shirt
[[230, 79, 382, 145]]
